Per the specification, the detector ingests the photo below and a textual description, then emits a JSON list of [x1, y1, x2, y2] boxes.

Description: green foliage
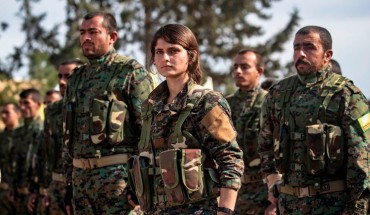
[[0, 0, 300, 94]]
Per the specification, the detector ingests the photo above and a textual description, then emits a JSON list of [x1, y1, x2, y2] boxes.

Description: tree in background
[[0, 0, 299, 99]]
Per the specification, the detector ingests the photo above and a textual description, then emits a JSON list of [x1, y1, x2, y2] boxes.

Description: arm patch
[[201, 105, 236, 143], [358, 112, 370, 133]]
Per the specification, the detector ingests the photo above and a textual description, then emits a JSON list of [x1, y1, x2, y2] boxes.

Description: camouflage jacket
[[44, 100, 64, 182], [258, 66, 370, 211], [12, 116, 44, 192], [140, 79, 244, 191], [0, 127, 18, 185], [227, 87, 267, 175], [63, 49, 154, 183]]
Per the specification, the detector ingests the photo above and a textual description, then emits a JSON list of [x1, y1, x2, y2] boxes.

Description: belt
[[52, 172, 66, 183], [280, 180, 346, 198], [73, 153, 130, 170], [0, 182, 10, 190], [17, 187, 30, 195], [241, 173, 263, 184]]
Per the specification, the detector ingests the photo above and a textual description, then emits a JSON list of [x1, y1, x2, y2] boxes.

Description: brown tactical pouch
[[89, 98, 109, 144], [180, 149, 204, 201], [159, 149, 186, 206], [107, 100, 127, 145], [325, 125, 344, 175], [127, 156, 153, 211], [306, 124, 326, 175]]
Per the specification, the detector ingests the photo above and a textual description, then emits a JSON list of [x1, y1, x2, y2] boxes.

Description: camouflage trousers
[[278, 191, 348, 214], [0, 189, 15, 215], [72, 163, 142, 215], [147, 198, 218, 215], [235, 181, 270, 215]]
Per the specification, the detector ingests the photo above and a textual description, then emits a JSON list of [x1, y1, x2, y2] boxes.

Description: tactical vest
[[274, 73, 349, 177], [64, 54, 142, 156], [128, 83, 220, 211], [228, 89, 267, 172]]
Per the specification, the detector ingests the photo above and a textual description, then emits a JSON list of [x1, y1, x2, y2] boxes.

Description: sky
[[1, 0, 369, 98]]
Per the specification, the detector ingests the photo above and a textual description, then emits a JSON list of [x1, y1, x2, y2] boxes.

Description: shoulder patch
[[357, 112, 370, 133], [201, 105, 236, 143]]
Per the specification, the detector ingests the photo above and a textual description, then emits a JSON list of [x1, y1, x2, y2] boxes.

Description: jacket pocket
[[306, 124, 326, 175], [89, 98, 109, 144], [107, 100, 127, 145], [326, 125, 344, 175], [181, 149, 204, 201]]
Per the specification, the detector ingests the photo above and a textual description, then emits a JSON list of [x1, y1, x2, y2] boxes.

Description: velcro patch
[[357, 112, 370, 133], [201, 105, 236, 143]]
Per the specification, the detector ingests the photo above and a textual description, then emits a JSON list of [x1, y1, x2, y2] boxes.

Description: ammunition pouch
[[127, 156, 154, 211], [89, 97, 127, 145], [274, 124, 290, 173], [306, 124, 344, 175], [128, 149, 220, 211]]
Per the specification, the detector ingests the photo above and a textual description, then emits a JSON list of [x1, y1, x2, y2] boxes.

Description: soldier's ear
[[109, 31, 118, 43]]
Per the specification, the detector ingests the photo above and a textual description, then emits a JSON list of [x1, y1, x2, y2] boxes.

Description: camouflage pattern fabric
[[43, 100, 67, 214], [12, 117, 44, 215], [0, 128, 17, 214], [258, 67, 370, 214], [63, 49, 154, 214], [139, 80, 244, 214], [227, 87, 269, 215]]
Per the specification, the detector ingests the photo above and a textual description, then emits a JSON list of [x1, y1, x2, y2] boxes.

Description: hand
[[27, 194, 37, 213], [42, 195, 50, 209], [66, 205, 73, 215], [264, 203, 277, 215], [268, 190, 278, 205]]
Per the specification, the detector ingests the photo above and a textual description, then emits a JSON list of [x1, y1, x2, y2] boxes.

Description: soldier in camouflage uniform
[[226, 50, 272, 215], [258, 26, 370, 214], [38, 59, 84, 215], [63, 12, 154, 215], [12, 88, 44, 215], [128, 24, 244, 215], [0, 102, 21, 215], [44, 90, 62, 106]]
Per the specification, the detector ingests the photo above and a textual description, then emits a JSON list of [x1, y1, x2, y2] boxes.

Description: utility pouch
[[159, 149, 186, 206], [127, 156, 153, 211], [203, 167, 220, 198], [326, 125, 344, 175], [66, 102, 75, 146], [275, 124, 289, 173], [89, 98, 109, 144], [181, 149, 203, 201], [107, 100, 127, 145], [306, 124, 326, 175]]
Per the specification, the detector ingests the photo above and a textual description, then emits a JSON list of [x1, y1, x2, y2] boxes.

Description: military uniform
[[63, 49, 154, 214], [258, 67, 370, 214], [227, 88, 269, 215], [0, 128, 17, 215], [43, 100, 67, 215], [129, 80, 244, 214], [12, 117, 44, 215]]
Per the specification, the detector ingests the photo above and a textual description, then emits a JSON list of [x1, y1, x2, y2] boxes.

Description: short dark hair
[[329, 59, 342, 75], [83, 11, 117, 33], [296, 26, 332, 52], [2, 102, 20, 113], [19, 88, 42, 103], [261, 78, 275, 90], [60, 59, 84, 67], [237, 49, 265, 68], [45, 89, 61, 97]]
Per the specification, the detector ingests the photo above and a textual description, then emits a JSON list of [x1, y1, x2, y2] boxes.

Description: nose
[[163, 52, 170, 61]]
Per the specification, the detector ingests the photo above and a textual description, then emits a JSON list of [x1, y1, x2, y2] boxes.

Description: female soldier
[[129, 24, 244, 215]]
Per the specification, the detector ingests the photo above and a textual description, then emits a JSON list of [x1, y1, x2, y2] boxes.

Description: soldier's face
[[79, 16, 117, 59], [1, 104, 20, 129], [153, 38, 190, 82], [44, 93, 62, 106], [293, 32, 332, 76], [58, 63, 77, 96], [19, 95, 41, 120], [232, 52, 263, 91]]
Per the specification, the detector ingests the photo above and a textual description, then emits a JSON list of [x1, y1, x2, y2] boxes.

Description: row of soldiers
[[1, 11, 370, 215]]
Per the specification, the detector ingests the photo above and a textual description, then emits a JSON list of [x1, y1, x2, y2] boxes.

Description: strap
[[280, 180, 346, 198], [138, 100, 154, 151], [72, 153, 130, 170], [241, 173, 263, 184], [52, 172, 66, 183]]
